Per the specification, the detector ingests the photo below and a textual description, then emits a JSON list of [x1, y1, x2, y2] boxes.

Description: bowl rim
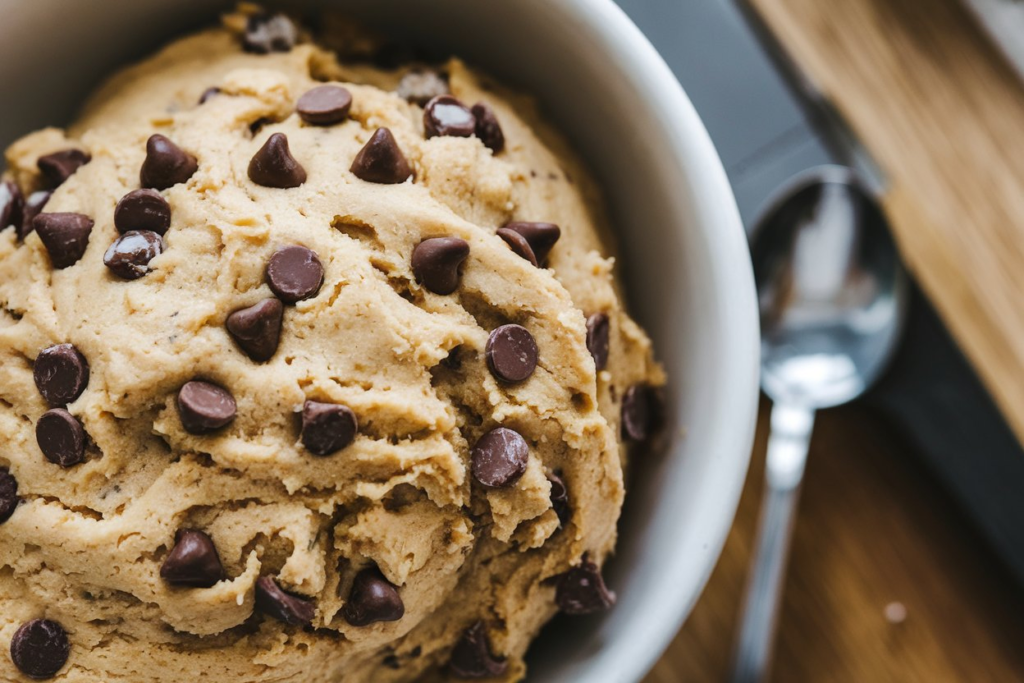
[[559, 0, 760, 679]]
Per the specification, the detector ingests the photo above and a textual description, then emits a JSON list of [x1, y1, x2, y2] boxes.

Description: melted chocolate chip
[[160, 529, 225, 588], [1, 180, 24, 232], [10, 619, 70, 680], [547, 471, 571, 526], [495, 227, 537, 267], [471, 102, 505, 153], [114, 189, 171, 235], [36, 408, 85, 468], [396, 70, 449, 106], [199, 87, 221, 104], [0, 468, 19, 524], [140, 134, 198, 190], [34, 213, 93, 269], [471, 427, 529, 488], [343, 566, 405, 626], [500, 222, 560, 266], [411, 237, 469, 295], [585, 313, 610, 372], [33, 343, 89, 407], [486, 324, 538, 383], [301, 400, 357, 456], [248, 133, 307, 188], [424, 95, 476, 139], [265, 245, 324, 303], [226, 298, 283, 362], [255, 576, 316, 626], [103, 230, 164, 280], [177, 381, 236, 435], [243, 13, 298, 54], [350, 128, 413, 184], [554, 554, 616, 615], [448, 621, 507, 679], [37, 149, 91, 189], [20, 191, 51, 240], [297, 85, 353, 125], [621, 384, 664, 442]]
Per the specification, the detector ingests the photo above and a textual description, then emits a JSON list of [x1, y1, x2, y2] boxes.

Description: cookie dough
[[0, 8, 663, 682]]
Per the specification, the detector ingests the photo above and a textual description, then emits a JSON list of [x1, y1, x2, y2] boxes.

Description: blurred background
[[616, 0, 1024, 680]]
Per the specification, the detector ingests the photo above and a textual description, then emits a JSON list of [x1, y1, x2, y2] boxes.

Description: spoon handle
[[731, 402, 816, 683]]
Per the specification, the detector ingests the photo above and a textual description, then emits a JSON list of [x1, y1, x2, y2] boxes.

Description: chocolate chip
[[0, 468, 19, 524], [471, 102, 505, 153], [495, 227, 537, 267], [10, 619, 70, 680], [248, 133, 307, 188], [19, 191, 51, 240], [140, 134, 198, 190], [103, 230, 164, 280], [585, 313, 610, 372], [424, 95, 476, 139], [177, 381, 236, 435], [1, 180, 24, 232], [36, 408, 85, 468], [448, 621, 507, 679], [554, 554, 616, 615], [34, 213, 93, 269], [396, 70, 449, 106], [500, 222, 560, 266], [243, 12, 298, 54], [343, 566, 405, 626], [114, 189, 171, 235], [471, 427, 529, 488], [382, 654, 401, 670], [301, 400, 357, 456], [621, 384, 663, 442], [226, 298, 283, 362], [486, 324, 538, 383], [160, 529, 225, 588], [350, 128, 413, 184], [37, 149, 91, 189], [255, 576, 316, 626], [33, 343, 89, 407], [199, 87, 221, 104], [547, 472, 570, 526], [297, 85, 353, 126], [265, 245, 323, 303], [411, 237, 469, 295]]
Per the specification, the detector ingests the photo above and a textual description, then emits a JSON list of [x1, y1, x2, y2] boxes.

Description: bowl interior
[[0, 1, 759, 680]]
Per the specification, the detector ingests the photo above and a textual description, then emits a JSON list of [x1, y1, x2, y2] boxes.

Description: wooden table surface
[[646, 0, 1024, 679], [646, 402, 1024, 682]]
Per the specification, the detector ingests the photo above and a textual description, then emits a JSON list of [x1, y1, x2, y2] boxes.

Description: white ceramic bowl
[[0, 1, 759, 680]]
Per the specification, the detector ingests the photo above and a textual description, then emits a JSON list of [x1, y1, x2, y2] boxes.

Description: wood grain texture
[[646, 401, 1024, 682], [736, 0, 1024, 446]]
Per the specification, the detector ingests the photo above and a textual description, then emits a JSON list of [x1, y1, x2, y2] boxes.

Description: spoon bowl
[[755, 165, 905, 407]]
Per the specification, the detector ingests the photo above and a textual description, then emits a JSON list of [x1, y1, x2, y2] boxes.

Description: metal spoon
[[730, 165, 907, 682]]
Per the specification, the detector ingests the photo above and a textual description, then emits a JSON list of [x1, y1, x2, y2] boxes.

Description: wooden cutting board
[[739, 0, 1024, 446]]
